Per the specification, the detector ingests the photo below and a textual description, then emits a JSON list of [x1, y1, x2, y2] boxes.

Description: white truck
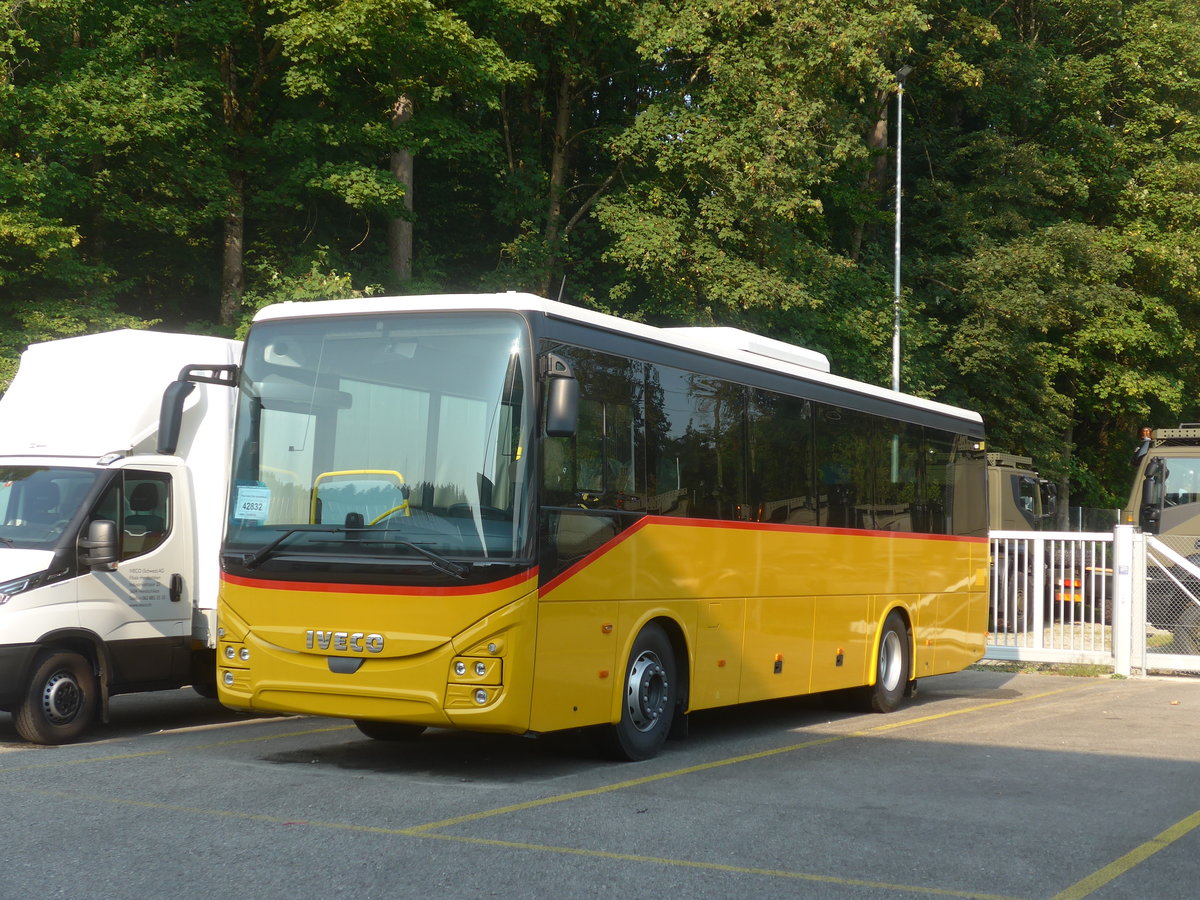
[[0, 329, 239, 743]]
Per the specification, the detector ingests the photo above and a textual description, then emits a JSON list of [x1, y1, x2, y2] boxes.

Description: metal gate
[[986, 527, 1200, 676], [1141, 535, 1200, 673]]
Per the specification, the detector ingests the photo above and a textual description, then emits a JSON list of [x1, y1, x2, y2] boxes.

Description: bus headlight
[[474, 689, 488, 705]]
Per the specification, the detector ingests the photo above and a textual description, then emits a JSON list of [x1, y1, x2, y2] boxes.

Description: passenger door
[[76, 467, 194, 688]]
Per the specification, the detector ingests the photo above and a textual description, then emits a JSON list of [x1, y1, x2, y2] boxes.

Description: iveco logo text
[[305, 630, 385, 653]]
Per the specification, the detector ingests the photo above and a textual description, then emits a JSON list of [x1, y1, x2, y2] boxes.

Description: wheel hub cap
[[41, 672, 82, 724], [879, 631, 902, 692], [626, 651, 668, 732]]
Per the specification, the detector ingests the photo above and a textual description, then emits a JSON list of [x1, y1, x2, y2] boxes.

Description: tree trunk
[[1056, 424, 1073, 529], [540, 68, 572, 297], [218, 44, 245, 328], [851, 87, 891, 260], [218, 171, 244, 328], [388, 96, 415, 286]]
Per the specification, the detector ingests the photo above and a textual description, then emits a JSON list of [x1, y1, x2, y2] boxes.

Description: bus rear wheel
[[860, 611, 911, 713], [601, 623, 676, 761], [14, 650, 97, 744]]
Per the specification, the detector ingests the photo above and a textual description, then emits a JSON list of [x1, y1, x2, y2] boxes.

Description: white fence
[[986, 526, 1200, 676]]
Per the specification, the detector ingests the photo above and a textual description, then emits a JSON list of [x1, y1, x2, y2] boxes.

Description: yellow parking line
[[0, 723, 355, 773], [410, 684, 1089, 833], [416, 832, 1026, 900], [1051, 808, 1200, 900], [0, 683, 1098, 899], [0, 786, 1025, 900]]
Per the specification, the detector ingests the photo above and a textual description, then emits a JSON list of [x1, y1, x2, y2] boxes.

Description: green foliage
[[2, 0, 1200, 510], [236, 247, 382, 337]]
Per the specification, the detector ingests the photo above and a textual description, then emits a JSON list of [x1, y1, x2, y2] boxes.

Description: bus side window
[[539, 346, 645, 579], [648, 366, 746, 521], [874, 419, 920, 534], [815, 405, 874, 529], [748, 390, 816, 525]]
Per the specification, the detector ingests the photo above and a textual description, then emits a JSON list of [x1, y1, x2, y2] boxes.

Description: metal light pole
[[891, 65, 912, 395]]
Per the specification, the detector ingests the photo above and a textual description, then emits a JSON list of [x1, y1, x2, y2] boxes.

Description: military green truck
[[988, 452, 1055, 531], [1127, 425, 1200, 651], [1128, 425, 1200, 547], [987, 452, 1079, 632]]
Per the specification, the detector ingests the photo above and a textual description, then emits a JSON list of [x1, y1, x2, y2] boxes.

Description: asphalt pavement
[[1, 667, 1198, 899]]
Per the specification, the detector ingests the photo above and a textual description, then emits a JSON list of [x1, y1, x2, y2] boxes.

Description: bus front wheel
[[602, 623, 676, 761], [354, 720, 427, 741], [861, 610, 911, 713]]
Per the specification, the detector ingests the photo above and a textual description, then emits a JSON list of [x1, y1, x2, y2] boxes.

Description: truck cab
[[1128, 426, 1200, 552], [987, 452, 1056, 531], [0, 330, 238, 744]]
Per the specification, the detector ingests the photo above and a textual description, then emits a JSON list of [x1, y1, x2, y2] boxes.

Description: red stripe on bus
[[537, 515, 986, 597], [221, 568, 538, 597]]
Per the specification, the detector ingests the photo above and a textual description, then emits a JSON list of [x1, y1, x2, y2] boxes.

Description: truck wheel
[[860, 611, 911, 713], [14, 650, 97, 744], [600, 622, 677, 761]]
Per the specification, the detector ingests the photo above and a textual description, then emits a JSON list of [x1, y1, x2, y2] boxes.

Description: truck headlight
[[0, 573, 42, 605]]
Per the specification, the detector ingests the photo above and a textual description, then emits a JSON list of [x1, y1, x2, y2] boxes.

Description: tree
[[266, 0, 525, 294]]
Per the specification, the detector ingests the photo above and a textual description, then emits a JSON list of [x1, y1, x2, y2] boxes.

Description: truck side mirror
[[1040, 481, 1057, 519], [1139, 458, 1165, 533], [79, 519, 119, 570]]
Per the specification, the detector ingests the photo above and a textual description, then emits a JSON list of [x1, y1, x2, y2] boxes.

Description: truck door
[[76, 468, 194, 688]]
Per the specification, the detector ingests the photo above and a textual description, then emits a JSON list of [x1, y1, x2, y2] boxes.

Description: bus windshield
[[224, 312, 533, 576]]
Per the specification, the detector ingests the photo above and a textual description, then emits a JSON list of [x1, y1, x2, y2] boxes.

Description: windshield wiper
[[238, 526, 335, 568], [238, 525, 470, 579]]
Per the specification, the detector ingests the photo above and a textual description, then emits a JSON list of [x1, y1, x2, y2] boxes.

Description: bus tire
[[861, 611, 910, 713], [14, 650, 97, 745], [354, 720, 426, 741], [190, 649, 219, 699], [602, 622, 676, 761]]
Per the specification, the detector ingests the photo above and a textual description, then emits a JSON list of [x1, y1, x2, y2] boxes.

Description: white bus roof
[[253, 293, 983, 427]]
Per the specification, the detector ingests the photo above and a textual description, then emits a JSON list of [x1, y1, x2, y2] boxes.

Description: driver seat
[[123, 482, 166, 555]]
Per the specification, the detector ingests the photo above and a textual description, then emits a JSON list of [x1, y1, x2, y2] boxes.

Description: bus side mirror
[[546, 377, 579, 437], [158, 380, 195, 455], [543, 353, 578, 438], [158, 363, 239, 454], [80, 519, 119, 570]]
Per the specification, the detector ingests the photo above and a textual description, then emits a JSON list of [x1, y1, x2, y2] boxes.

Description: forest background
[[3, 0, 1200, 512]]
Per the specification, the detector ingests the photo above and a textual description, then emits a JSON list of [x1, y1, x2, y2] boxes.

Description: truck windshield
[[1156, 457, 1200, 508], [224, 312, 533, 578], [0, 467, 103, 548]]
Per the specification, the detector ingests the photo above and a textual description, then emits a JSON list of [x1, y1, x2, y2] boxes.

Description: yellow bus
[[202, 293, 988, 760]]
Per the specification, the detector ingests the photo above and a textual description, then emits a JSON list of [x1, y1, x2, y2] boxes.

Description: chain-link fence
[[1143, 536, 1200, 666]]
